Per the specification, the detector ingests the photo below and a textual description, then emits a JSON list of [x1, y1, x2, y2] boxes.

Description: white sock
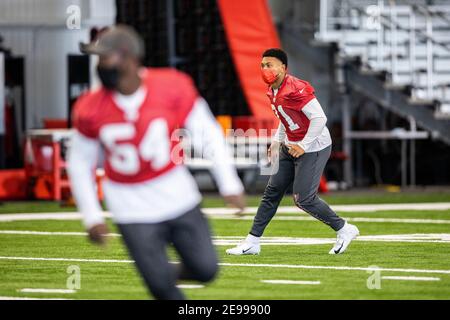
[[246, 234, 260, 244], [337, 221, 348, 234]]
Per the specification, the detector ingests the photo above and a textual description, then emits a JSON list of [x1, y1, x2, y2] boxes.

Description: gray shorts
[[250, 144, 345, 237]]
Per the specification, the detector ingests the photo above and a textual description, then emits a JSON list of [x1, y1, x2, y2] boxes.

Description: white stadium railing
[[316, 0, 450, 117]]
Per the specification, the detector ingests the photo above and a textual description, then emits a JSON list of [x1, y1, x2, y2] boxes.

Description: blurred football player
[[226, 48, 359, 256], [68, 25, 245, 300]]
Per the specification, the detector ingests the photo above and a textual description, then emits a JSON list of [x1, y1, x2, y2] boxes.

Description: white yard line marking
[[0, 202, 449, 222], [219, 263, 450, 275], [1, 256, 450, 275], [0, 256, 134, 263], [0, 230, 121, 237], [1, 230, 449, 244], [329, 203, 450, 212], [204, 203, 450, 214], [215, 239, 335, 245], [19, 288, 76, 294], [381, 276, 441, 281], [0, 212, 109, 222], [261, 280, 321, 285], [0, 296, 72, 300], [210, 216, 450, 224], [0, 213, 449, 224], [176, 284, 205, 289], [215, 233, 450, 245], [345, 217, 450, 224]]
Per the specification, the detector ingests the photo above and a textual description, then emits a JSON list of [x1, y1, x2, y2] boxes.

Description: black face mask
[[97, 65, 120, 90]]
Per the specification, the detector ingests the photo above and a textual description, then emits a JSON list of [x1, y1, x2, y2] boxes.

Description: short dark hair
[[262, 48, 288, 67]]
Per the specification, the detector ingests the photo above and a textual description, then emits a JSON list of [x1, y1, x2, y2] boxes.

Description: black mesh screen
[[116, 0, 251, 116]]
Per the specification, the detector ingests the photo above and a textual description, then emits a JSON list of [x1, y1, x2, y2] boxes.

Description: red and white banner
[[218, 0, 280, 126]]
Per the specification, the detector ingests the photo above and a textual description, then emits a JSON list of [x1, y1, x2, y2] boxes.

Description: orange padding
[[0, 169, 27, 200], [216, 115, 233, 134], [218, 0, 280, 128]]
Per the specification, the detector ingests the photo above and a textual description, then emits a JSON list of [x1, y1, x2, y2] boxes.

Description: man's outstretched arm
[[67, 131, 108, 245]]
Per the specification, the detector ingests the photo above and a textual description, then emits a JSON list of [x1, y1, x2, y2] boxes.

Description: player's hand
[[267, 141, 280, 163], [87, 223, 109, 246], [223, 193, 246, 216], [287, 144, 305, 158]]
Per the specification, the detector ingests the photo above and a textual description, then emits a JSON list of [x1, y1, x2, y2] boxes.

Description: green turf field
[[0, 193, 449, 300]]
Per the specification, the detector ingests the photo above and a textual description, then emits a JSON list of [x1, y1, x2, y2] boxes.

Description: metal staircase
[[316, 0, 450, 130]]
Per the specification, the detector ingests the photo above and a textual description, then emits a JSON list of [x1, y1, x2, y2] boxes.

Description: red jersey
[[266, 74, 316, 142], [72, 68, 197, 184]]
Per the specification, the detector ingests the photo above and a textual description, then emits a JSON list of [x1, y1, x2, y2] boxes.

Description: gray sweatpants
[[118, 205, 218, 300], [250, 144, 345, 237]]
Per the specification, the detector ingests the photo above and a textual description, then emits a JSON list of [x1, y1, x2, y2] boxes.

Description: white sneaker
[[226, 241, 261, 255], [329, 223, 360, 255]]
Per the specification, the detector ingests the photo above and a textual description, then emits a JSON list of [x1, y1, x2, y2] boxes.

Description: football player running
[[68, 25, 245, 300], [226, 48, 359, 256]]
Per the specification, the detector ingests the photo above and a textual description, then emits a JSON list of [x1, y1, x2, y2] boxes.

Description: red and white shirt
[[68, 68, 243, 228], [267, 74, 332, 152]]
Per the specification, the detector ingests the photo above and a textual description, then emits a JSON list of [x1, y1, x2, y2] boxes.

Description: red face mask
[[261, 69, 280, 84]]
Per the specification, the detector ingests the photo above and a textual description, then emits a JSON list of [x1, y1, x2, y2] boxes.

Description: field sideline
[[0, 192, 449, 300]]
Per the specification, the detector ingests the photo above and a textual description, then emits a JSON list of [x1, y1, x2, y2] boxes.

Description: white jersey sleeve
[[67, 130, 105, 229], [298, 98, 328, 152], [185, 98, 244, 196]]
